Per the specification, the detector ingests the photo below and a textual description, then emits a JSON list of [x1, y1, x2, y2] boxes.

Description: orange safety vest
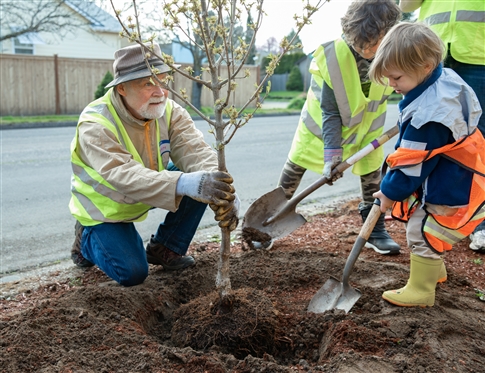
[[388, 129, 485, 253]]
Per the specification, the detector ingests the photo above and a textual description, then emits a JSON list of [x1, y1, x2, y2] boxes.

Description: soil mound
[[1, 198, 484, 372]]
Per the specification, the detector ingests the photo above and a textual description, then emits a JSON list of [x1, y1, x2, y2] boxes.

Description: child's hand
[[373, 190, 394, 213]]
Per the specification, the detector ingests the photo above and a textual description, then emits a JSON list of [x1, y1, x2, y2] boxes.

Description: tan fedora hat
[[105, 43, 175, 88]]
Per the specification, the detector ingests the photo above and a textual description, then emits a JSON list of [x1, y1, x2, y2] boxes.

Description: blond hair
[[369, 22, 445, 85]]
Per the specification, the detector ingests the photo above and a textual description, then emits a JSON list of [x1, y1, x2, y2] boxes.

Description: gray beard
[[139, 100, 167, 120]]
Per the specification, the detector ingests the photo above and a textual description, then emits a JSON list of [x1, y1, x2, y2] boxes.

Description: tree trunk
[[213, 110, 232, 300]]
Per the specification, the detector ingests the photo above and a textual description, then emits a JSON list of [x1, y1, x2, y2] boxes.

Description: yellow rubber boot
[[437, 261, 447, 283], [382, 254, 443, 307]]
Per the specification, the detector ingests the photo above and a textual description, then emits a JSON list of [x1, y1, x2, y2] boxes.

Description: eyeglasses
[[351, 41, 380, 57]]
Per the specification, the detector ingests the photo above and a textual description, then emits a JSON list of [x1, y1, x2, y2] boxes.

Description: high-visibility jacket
[[389, 129, 485, 253], [69, 89, 173, 226], [288, 39, 393, 175], [418, 0, 485, 65]]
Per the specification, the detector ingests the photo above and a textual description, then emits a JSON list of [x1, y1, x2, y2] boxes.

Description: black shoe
[[146, 236, 195, 270], [71, 221, 94, 268], [359, 202, 401, 255]]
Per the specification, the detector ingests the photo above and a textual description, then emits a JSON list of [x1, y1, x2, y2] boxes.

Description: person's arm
[[168, 101, 219, 173], [77, 121, 183, 212], [380, 121, 451, 202], [321, 81, 343, 148], [399, 0, 423, 13], [168, 101, 239, 230], [321, 81, 343, 178]]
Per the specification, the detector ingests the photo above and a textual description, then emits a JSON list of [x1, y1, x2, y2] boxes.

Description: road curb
[[0, 111, 300, 130]]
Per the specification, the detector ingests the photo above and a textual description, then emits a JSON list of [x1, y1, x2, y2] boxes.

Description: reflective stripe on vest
[[69, 89, 173, 226], [419, 1, 485, 65], [287, 39, 392, 175], [424, 10, 485, 25], [389, 130, 485, 253], [422, 206, 485, 253]]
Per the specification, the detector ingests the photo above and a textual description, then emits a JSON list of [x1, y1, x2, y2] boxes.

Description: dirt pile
[[1, 198, 484, 373]]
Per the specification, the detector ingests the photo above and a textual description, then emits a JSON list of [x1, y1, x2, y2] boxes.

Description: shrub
[[287, 93, 307, 110], [261, 52, 306, 74], [286, 66, 303, 91], [94, 71, 114, 99]]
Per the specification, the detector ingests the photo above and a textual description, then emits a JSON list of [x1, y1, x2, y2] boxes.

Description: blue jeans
[[445, 55, 485, 135], [81, 163, 208, 286]]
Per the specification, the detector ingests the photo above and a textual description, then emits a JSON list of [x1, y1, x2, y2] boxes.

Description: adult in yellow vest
[[276, 0, 402, 255], [400, 0, 485, 253], [69, 44, 239, 286]]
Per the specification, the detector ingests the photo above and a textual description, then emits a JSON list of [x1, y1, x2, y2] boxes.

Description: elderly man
[[69, 43, 239, 286]]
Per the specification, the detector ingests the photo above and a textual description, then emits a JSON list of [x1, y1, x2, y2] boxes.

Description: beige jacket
[[76, 90, 218, 213]]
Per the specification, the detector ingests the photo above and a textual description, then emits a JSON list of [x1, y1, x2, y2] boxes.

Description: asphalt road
[[0, 106, 399, 277]]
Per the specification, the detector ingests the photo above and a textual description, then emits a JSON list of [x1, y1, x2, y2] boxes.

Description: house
[[0, 1, 260, 116], [0, 0, 124, 59]]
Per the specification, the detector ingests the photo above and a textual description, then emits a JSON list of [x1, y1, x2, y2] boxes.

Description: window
[[14, 38, 34, 54], [9, 25, 45, 55]]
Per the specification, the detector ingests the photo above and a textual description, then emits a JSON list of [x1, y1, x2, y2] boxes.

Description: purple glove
[[323, 147, 343, 182]]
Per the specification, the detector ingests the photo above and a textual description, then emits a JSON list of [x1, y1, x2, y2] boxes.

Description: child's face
[[383, 66, 431, 96]]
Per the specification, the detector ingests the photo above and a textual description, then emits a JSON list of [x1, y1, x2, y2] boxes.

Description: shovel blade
[[307, 277, 342, 313], [334, 286, 362, 313], [242, 187, 307, 240], [307, 277, 362, 314]]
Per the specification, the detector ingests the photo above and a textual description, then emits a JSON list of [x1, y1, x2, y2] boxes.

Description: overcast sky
[[106, 0, 352, 54], [258, 0, 351, 53]]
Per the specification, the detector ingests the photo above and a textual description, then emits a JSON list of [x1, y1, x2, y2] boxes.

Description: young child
[[369, 22, 485, 307], [274, 0, 402, 255]]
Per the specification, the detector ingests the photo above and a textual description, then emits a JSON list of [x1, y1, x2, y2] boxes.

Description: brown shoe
[[146, 236, 195, 270], [70, 221, 94, 268]]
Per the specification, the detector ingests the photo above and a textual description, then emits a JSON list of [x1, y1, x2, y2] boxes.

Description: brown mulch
[[1, 198, 484, 373]]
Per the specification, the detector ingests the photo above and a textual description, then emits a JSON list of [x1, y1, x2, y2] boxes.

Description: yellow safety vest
[[288, 39, 393, 175], [69, 89, 172, 226], [419, 0, 485, 65]]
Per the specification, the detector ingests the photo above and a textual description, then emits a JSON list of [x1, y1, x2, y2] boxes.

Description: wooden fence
[[0, 54, 260, 116]]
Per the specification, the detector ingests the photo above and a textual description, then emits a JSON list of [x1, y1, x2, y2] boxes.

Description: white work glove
[[323, 147, 343, 184], [210, 193, 240, 231], [176, 171, 235, 207], [470, 229, 485, 253]]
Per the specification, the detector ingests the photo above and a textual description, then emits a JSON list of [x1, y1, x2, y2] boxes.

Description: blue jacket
[[381, 64, 481, 206]]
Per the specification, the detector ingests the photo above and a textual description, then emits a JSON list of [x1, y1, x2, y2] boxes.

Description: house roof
[[65, 0, 121, 33]]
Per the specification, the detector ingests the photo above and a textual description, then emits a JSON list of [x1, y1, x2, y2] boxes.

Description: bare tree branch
[[0, 0, 118, 42]]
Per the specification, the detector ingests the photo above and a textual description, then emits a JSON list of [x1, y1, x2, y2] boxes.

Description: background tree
[[0, 0, 109, 42], [286, 66, 304, 91], [244, 12, 257, 65], [94, 71, 114, 99], [285, 29, 304, 54], [111, 0, 328, 303], [258, 36, 281, 55], [261, 51, 306, 74]]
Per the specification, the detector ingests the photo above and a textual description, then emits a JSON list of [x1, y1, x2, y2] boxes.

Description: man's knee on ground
[[117, 262, 149, 287]]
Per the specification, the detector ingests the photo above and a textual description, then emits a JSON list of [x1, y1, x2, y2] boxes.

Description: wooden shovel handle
[[341, 199, 382, 285], [264, 125, 398, 226], [359, 201, 382, 240]]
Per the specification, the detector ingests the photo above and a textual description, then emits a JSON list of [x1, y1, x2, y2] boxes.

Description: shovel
[[242, 125, 398, 242], [307, 199, 382, 313]]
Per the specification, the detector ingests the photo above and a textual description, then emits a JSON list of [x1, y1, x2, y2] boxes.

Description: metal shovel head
[[242, 187, 307, 240], [307, 276, 362, 314]]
